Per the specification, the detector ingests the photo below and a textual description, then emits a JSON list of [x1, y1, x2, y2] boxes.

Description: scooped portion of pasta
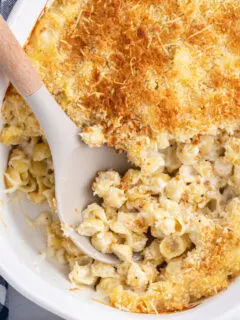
[[4, 129, 240, 313], [71, 133, 240, 312], [1, 0, 240, 315]]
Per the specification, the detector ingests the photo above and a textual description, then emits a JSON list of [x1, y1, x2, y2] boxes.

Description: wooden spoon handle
[[0, 15, 42, 97]]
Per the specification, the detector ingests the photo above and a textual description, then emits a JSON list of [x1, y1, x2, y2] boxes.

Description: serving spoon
[[0, 15, 128, 264]]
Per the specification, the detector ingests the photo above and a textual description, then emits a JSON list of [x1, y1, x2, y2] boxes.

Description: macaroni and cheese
[[1, 0, 240, 314]]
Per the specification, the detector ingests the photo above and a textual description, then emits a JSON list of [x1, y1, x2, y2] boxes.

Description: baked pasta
[[1, 0, 240, 314]]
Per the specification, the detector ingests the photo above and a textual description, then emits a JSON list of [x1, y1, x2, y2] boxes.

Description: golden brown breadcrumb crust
[[109, 226, 240, 314], [61, 0, 240, 142], [3, 0, 240, 147]]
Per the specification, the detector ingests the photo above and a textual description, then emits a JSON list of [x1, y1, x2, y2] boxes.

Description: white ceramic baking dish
[[0, 1, 239, 319]]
